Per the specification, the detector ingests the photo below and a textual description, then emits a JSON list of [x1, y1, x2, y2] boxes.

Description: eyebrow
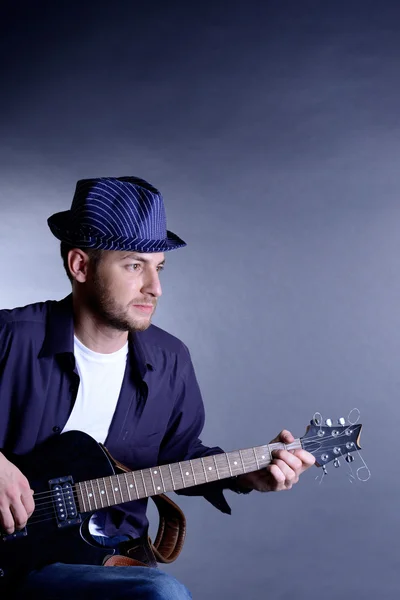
[[119, 253, 165, 266]]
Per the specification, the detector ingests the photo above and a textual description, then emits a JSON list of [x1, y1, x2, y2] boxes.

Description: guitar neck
[[75, 439, 302, 513]]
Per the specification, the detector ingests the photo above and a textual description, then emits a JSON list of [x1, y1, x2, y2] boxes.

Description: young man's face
[[84, 250, 165, 332]]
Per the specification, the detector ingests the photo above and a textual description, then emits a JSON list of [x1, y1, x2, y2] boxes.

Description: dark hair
[[60, 242, 103, 282]]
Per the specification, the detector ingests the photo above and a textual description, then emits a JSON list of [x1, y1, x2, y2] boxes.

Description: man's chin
[[129, 317, 152, 332]]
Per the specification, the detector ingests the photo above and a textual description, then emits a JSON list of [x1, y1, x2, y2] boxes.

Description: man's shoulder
[[0, 299, 57, 330], [137, 324, 190, 359]]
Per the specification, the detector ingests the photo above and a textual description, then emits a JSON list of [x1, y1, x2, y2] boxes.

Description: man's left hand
[[235, 430, 315, 493]]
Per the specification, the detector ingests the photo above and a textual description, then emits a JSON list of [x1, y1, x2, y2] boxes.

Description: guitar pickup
[[49, 475, 81, 528]]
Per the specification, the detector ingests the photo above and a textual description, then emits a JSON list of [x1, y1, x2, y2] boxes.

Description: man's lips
[[132, 304, 154, 314]]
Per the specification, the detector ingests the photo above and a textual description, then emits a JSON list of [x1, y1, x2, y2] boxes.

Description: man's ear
[[68, 249, 90, 283]]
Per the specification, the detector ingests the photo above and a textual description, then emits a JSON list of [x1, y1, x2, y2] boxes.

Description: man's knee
[[151, 570, 192, 600]]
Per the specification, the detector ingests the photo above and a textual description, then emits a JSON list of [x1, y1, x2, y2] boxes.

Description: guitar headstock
[[301, 417, 362, 469]]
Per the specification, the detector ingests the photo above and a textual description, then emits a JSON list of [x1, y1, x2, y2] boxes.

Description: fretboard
[[75, 439, 302, 513]]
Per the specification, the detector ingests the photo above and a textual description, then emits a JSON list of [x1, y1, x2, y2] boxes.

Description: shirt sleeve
[[0, 320, 13, 449], [0, 319, 10, 365], [157, 349, 251, 515]]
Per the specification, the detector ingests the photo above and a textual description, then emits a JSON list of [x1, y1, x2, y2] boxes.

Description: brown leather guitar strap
[[101, 449, 186, 568]]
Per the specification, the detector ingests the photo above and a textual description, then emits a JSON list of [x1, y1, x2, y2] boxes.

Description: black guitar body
[[0, 431, 117, 588]]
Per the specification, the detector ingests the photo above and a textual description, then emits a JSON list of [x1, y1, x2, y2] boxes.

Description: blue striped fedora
[[47, 176, 186, 252]]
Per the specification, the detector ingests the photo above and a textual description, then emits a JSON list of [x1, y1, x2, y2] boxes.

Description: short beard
[[88, 270, 155, 333]]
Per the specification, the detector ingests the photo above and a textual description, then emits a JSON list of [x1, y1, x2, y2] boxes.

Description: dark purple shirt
[[0, 295, 237, 538]]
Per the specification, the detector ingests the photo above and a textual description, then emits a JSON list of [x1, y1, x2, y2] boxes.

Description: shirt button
[[53, 426, 61, 433]]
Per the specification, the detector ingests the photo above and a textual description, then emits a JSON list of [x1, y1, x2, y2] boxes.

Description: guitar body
[[0, 431, 117, 587]]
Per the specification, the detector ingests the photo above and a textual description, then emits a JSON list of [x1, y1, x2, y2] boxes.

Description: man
[[0, 176, 315, 599]]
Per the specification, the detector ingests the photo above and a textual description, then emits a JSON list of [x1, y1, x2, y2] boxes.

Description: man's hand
[[236, 430, 315, 493], [0, 452, 35, 534]]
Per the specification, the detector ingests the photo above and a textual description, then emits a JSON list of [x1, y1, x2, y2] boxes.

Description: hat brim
[[47, 211, 186, 253]]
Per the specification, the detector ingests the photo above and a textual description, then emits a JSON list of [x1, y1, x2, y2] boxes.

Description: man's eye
[[157, 265, 165, 272], [129, 264, 140, 270]]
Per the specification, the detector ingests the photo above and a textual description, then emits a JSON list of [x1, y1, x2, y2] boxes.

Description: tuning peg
[[345, 454, 355, 463], [325, 418, 333, 427], [333, 458, 340, 468], [338, 417, 346, 426], [322, 465, 328, 475]]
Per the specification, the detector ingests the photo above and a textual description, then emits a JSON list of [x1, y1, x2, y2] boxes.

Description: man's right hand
[[0, 452, 35, 534]]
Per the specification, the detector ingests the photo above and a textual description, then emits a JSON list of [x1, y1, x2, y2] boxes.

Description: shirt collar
[[38, 294, 155, 377], [128, 331, 155, 379], [38, 294, 75, 357]]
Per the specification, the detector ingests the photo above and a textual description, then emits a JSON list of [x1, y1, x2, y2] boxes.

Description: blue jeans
[[13, 536, 192, 600]]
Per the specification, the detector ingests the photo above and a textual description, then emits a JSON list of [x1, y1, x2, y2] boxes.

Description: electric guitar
[[0, 419, 362, 587]]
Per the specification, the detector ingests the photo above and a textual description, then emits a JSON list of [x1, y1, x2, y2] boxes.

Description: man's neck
[[73, 298, 128, 354]]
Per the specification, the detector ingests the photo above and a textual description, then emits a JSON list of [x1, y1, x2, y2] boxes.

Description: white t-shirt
[[62, 336, 128, 443], [61, 335, 128, 537]]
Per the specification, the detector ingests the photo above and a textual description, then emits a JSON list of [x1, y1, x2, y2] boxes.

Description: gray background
[[1, 1, 398, 598]]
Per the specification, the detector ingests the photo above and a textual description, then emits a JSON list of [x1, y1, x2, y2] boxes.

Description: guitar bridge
[[49, 476, 81, 528], [1, 527, 27, 542]]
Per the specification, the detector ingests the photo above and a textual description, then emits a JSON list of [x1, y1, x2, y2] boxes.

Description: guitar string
[[22, 428, 360, 514], [24, 443, 360, 529], [11, 442, 363, 532], [5, 454, 360, 525], [26, 436, 302, 499], [28, 432, 358, 510]]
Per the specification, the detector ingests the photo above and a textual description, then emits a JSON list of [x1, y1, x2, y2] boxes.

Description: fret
[[116, 474, 127, 502], [226, 451, 244, 476], [103, 477, 111, 506], [183, 461, 197, 486], [212, 455, 220, 479], [163, 464, 175, 493], [111, 474, 123, 505], [96, 479, 105, 508], [225, 453, 233, 477], [77, 482, 87, 512], [200, 457, 208, 482], [168, 463, 175, 489], [143, 469, 156, 495], [256, 445, 271, 467], [178, 462, 186, 487], [201, 456, 217, 482], [85, 481, 93, 510], [269, 442, 282, 456], [158, 465, 166, 492], [125, 473, 137, 500], [155, 466, 167, 493], [132, 472, 140, 499], [253, 447, 260, 470], [123, 473, 132, 501], [89, 479, 98, 508], [114, 474, 122, 502], [74, 484, 82, 511], [239, 450, 246, 473], [189, 460, 197, 485], [93, 479, 103, 508], [149, 468, 156, 492], [150, 468, 162, 493], [172, 463, 183, 489], [241, 449, 253, 472], [214, 453, 230, 479], [110, 476, 117, 505], [140, 470, 148, 496], [83, 481, 91, 510]]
